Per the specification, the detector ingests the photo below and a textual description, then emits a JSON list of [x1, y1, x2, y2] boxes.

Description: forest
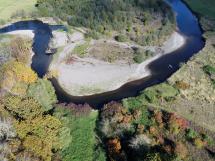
[[36, 0, 175, 45]]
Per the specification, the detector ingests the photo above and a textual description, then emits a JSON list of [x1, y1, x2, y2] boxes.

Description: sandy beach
[[5, 30, 35, 38]]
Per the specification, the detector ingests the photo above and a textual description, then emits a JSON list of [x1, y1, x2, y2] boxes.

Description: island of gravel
[[49, 30, 185, 96]]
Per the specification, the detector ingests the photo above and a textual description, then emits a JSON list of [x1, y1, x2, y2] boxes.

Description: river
[[0, 0, 204, 107]]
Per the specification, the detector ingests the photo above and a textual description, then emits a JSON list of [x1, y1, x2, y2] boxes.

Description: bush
[[156, 83, 179, 99], [203, 65, 215, 88], [99, 102, 135, 138], [143, 89, 158, 103], [4, 96, 43, 120], [122, 97, 143, 110], [168, 113, 189, 134], [107, 138, 121, 154], [72, 41, 90, 57], [85, 30, 100, 40], [203, 65, 215, 76], [202, 134, 214, 146], [133, 49, 154, 64], [9, 37, 32, 64], [93, 145, 107, 161], [175, 81, 190, 90], [0, 61, 37, 94], [174, 142, 188, 159], [115, 34, 128, 42], [27, 79, 57, 111], [136, 107, 152, 127], [15, 115, 62, 160], [186, 129, 199, 140], [194, 138, 205, 149]]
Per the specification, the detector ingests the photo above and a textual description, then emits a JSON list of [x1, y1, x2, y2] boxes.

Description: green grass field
[[0, 0, 37, 20], [54, 106, 106, 161], [184, 0, 215, 19]]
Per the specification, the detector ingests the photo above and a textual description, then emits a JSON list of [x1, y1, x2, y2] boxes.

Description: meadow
[[0, 0, 36, 20]]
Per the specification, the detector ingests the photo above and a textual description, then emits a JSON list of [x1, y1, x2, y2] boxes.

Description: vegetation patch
[[27, 79, 57, 111], [54, 104, 106, 161], [36, 0, 175, 46], [133, 48, 154, 64], [203, 65, 215, 88], [0, 37, 32, 66], [0, 0, 37, 22], [0, 61, 65, 160], [88, 41, 134, 63], [184, 0, 215, 20], [72, 41, 90, 57], [97, 101, 215, 161]]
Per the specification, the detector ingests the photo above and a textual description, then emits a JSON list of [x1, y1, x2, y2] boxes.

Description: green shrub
[[85, 30, 100, 40], [142, 89, 158, 103], [203, 65, 215, 88], [194, 138, 205, 149], [186, 129, 198, 140], [4, 96, 43, 120], [203, 65, 215, 75], [122, 97, 143, 111], [115, 34, 128, 42], [72, 41, 90, 57], [93, 145, 107, 161], [202, 134, 215, 146], [156, 83, 179, 98], [27, 79, 57, 111], [133, 49, 154, 64], [136, 106, 152, 127], [15, 115, 62, 160]]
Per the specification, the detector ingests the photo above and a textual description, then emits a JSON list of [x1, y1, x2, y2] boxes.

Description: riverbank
[[4, 30, 34, 38], [52, 31, 185, 96], [1, 22, 186, 96]]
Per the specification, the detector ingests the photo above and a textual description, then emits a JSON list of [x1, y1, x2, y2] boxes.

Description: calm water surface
[[0, 0, 204, 107]]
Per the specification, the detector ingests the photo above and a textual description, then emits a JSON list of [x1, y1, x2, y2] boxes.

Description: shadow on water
[[0, 0, 205, 108]]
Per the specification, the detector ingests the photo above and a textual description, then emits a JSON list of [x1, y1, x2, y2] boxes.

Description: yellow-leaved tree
[[0, 61, 37, 95]]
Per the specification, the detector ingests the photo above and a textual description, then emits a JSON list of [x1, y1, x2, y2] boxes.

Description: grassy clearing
[[54, 106, 106, 161], [0, 0, 37, 20], [184, 0, 215, 19], [63, 111, 97, 161], [88, 41, 134, 63], [72, 41, 90, 57]]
